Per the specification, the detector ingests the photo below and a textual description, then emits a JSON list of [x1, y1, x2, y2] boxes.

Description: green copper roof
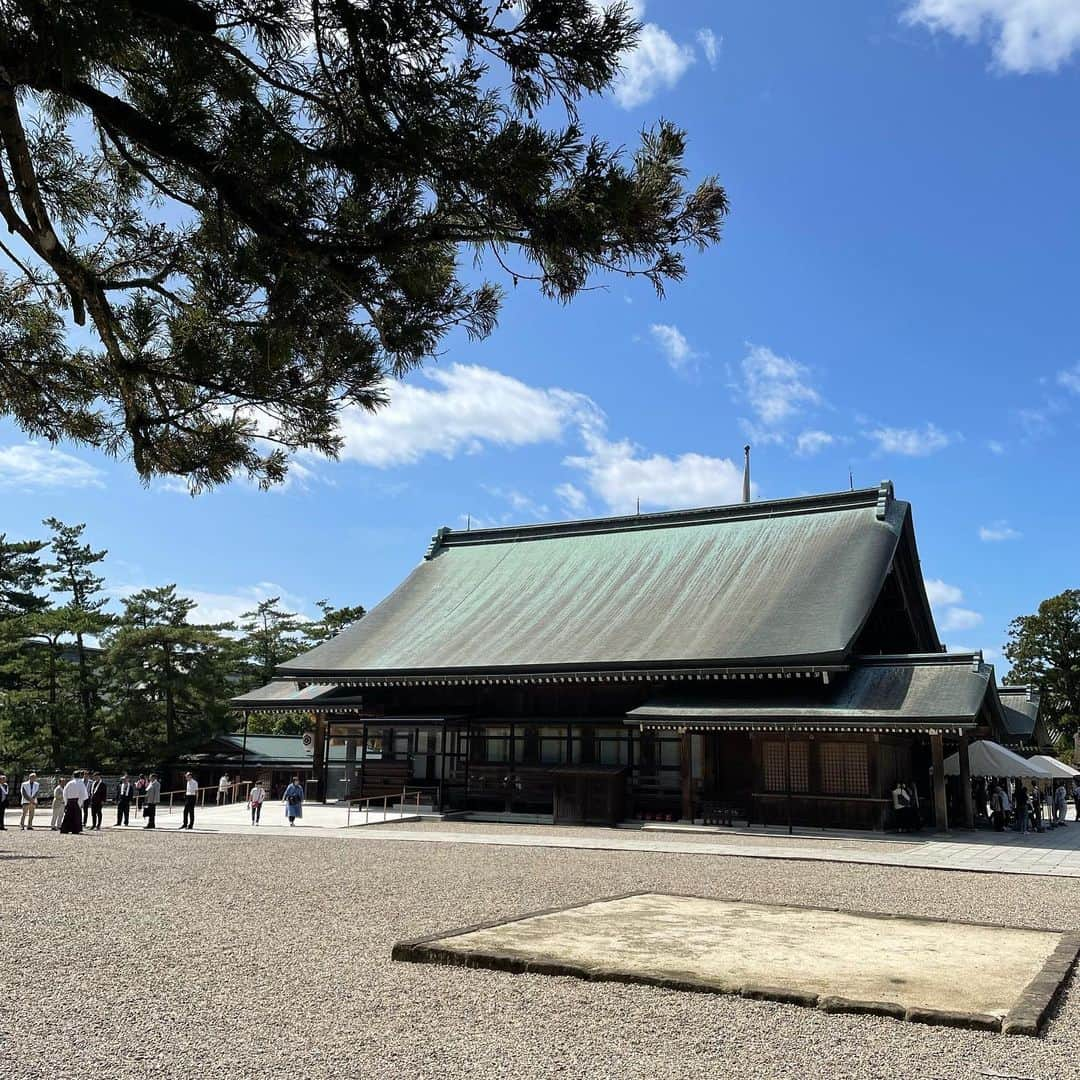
[[997, 686, 1041, 737], [280, 484, 924, 678], [628, 653, 993, 727]]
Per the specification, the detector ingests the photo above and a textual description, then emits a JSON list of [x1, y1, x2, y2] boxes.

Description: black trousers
[[116, 798, 131, 826], [182, 795, 196, 828], [90, 803, 103, 829], [144, 804, 156, 828], [0, 800, 6, 829], [82, 800, 90, 824]]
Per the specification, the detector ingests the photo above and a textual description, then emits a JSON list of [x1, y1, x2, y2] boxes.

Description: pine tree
[[0, 1, 726, 489], [43, 518, 112, 761], [1005, 589, 1080, 742], [102, 585, 233, 760], [236, 597, 307, 687], [302, 599, 366, 648]]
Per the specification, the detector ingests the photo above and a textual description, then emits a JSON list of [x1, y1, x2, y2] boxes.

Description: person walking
[[217, 773, 230, 806], [0, 773, 8, 830], [50, 777, 66, 830], [248, 781, 266, 825], [60, 771, 89, 834], [282, 776, 304, 826], [88, 773, 107, 830], [19, 773, 40, 830], [143, 773, 160, 829], [180, 772, 198, 829], [115, 774, 134, 827]]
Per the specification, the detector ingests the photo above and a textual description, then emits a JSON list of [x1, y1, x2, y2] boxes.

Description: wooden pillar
[[359, 722, 368, 798], [958, 732, 974, 829], [312, 713, 327, 803], [680, 730, 693, 821], [930, 732, 948, 832]]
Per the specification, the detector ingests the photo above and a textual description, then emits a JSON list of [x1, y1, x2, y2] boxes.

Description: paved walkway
[[98, 802, 1080, 879]]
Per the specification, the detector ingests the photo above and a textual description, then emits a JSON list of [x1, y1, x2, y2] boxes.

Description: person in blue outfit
[[283, 776, 304, 826]]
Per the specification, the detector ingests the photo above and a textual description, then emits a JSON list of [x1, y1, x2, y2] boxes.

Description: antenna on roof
[[636, 497, 640, 516], [466, 514, 471, 531], [848, 466, 854, 491], [742, 445, 751, 503]]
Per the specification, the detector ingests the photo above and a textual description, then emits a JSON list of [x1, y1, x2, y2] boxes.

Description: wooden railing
[[159, 781, 253, 814]]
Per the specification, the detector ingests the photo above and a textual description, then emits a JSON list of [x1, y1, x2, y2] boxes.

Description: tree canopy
[[1005, 588, 1080, 743], [0, 0, 727, 489]]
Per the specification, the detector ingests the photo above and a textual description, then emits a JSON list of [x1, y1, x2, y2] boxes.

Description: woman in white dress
[[50, 778, 66, 830]]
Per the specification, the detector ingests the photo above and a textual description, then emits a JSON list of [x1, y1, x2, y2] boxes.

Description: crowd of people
[[0, 770, 306, 833], [976, 777, 1079, 833]]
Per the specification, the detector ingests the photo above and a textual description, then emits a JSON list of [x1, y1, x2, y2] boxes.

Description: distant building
[[234, 482, 1036, 830]]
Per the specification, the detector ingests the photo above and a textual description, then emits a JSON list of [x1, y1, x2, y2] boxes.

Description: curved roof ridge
[[427, 483, 895, 557]]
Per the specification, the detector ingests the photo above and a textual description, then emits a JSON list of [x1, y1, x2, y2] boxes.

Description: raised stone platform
[[393, 893, 1080, 1035]]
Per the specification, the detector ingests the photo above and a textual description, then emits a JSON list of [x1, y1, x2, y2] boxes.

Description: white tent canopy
[[943, 740, 1057, 779], [1027, 754, 1080, 779]]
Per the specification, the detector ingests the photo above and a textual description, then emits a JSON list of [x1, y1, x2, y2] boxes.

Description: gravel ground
[[2, 828, 1075, 1080]]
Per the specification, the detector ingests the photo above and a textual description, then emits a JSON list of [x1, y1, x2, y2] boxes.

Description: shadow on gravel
[[0, 853, 58, 860]]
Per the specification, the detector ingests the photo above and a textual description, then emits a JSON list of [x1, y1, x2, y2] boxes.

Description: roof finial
[[742, 445, 751, 503]]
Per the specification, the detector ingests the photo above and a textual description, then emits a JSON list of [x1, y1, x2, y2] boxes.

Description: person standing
[[181, 772, 198, 829], [282, 776, 304, 826], [135, 774, 147, 815], [88, 772, 107, 830], [1015, 783, 1029, 834], [143, 774, 160, 829], [248, 781, 266, 826], [217, 773, 230, 806], [990, 783, 1005, 832], [0, 773, 8, 830], [60, 771, 89, 834], [50, 777, 66, 830], [115, 774, 134, 827], [19, 773, 41, 830]]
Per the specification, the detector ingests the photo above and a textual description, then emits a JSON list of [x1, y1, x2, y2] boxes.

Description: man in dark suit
[[115, 774, 134, 827], [89, 773, 107, 830]]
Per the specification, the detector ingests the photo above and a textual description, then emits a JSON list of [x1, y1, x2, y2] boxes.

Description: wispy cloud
[[795, 430, 836, 456], [867, 423, 951, 456], [987, 439, 1006, 455], [1058, 362, 1080, 394], [940, 606, 983, 631], [924, 578, 963, 606], [903, 0, 1080, 74], [611, 3, 696, 108], [741, 344, 822, 427], [649, 322, 699, 374], [554, 481, 588, 516], [979, 520, 1022, 542], [0, 443, 105, 490], [697, 27, 722, 68]]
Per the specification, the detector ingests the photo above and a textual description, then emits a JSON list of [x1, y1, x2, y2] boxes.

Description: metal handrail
[[159, 781, 253, 814], [346, 786, 425, 827]]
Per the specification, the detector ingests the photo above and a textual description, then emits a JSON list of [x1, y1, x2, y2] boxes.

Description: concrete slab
[[394, 893, 1080, 1034]]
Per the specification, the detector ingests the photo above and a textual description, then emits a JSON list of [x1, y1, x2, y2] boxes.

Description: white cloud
[[481, 485, 550, 520], [554, 481, 588, 515], [741, 344, 822, 426], [979, 520, 1022, 541], [612, 19, 695, 108], [924, 578, 964, 606], [940, 606, 984, 631], [566, 428, 749, 514], [795, 430, 836, 456], [697, 27, 722, 67], [987, 439, 1006, 455], [904, 0, 1080, 74], [335, 364, 599, 468], [1058, 362, 1080, 394], [867, 423, 951, 456], [0, 443, 105, 489], [649, 322, 698, 373]]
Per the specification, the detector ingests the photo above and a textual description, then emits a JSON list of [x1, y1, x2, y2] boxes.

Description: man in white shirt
[[217, 773, 230, 806], [115, 774, 134, 827], [20, 773, 41, 830], [143, 774, 160, 829], [60, 771, 90, 834], [181, 772, 199, 829]]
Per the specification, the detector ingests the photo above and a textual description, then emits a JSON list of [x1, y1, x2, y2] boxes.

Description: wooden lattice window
[[762, 741, 809, 793], [820, 743, 869, 796]]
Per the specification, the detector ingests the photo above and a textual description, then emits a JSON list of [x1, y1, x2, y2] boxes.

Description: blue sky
[[3, 1, 1080, 667]]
